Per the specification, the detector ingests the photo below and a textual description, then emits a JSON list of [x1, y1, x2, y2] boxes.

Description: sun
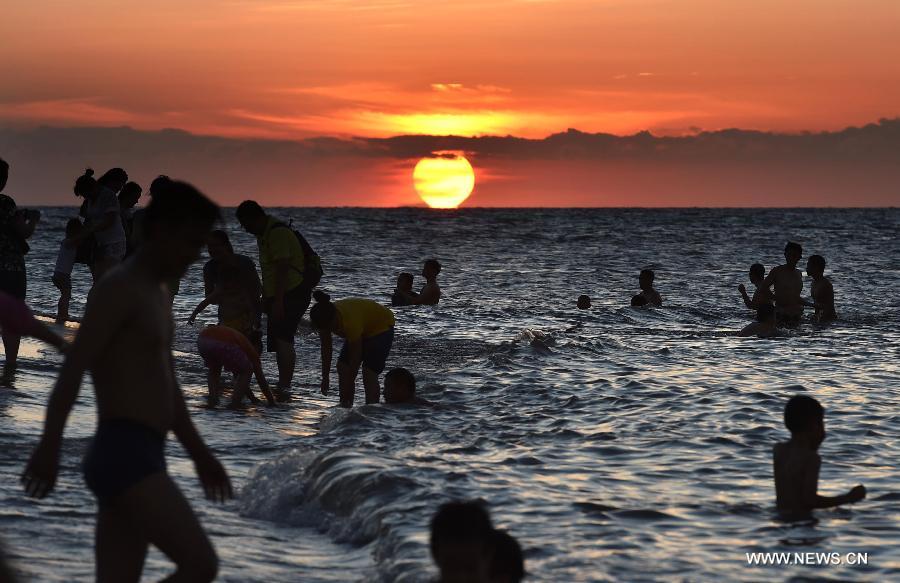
[[413, 152, 475, 209]]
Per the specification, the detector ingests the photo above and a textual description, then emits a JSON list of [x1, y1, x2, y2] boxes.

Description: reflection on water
[[1, 208, 899, 581]]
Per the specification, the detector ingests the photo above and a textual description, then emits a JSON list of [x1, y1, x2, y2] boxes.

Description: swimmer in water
[[804, 254, 837, 323], [738, 263, 774, 310], [310, 291, 395, 407], [773, 395, 865, 521], [383, 367, 432, 405], [576, 295, 591, 310], [22, 181, 231, 582], [738, 303, 777, 338], [762, 242, 804, 325], [637, 269, 662, 306], [391, 272, 417, 307], [410, 259, 441, 306], [197, 325, 275, 408]]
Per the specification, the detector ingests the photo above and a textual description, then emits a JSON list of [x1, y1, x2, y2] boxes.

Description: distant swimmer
[[762, 242, 804, 325], [52, 218, 83, 324], [773, 395, 865, 521], [22, 181, 230, 582], [391, 272, 417, 307], [383, 367, 432, 405], [804, 254, 837, 323], [430, 501, 496, 583], [310, 291, 395, 407], [197, 325, 275, 408], [577, 295, 591, 310], [412, 259, 442, 305], [738, 263, 774, 310], [738, 303, 777, 338], [637, 269, 662, 306], [630, 294, 648, 308]]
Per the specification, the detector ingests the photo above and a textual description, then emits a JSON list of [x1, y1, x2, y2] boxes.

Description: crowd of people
[[0, 157, 862, 581]]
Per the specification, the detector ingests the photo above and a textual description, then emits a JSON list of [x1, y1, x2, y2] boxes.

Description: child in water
[[804, 254, 837, 322], [197, 325, 275, 408], [383, 367, 431, 405], [637, 269, 662, 306], [52, 218, 82, 324], [391, 272, 417, 307], [738, 263, 774, 310], [576, 295, 591, 310], [773, 395, 866, 520], [738, 303, 777, 338]]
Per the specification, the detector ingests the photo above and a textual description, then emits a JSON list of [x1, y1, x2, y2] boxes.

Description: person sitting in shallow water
[[803, 254, 837, 323], [391, 272, 417, 307], [637, 269, 662, 306], [383, 367, 432, 405], [738, 263, 774, 310], [763, 241, 804, 325], [773, 395, 865, 520], [576, 295, 591, 310], [738, 303, 777, 338]]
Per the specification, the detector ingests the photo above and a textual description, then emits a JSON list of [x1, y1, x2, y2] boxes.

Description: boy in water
[[637, 269, 662, 306], [52, 218, 82, 324], [383, 367, 431, 405], [804, 254, 837, 322], [576, 295, 591, 310], [197, 324, 275, 409], [763, 242, 804, 325], [411, 259, 442, 305], [431, 501, 496, 583], [738, 303, 777, 338], [773, 395, 866, 520], [391, 272, 417, 307], [22, 181, 231, 582], [738, 263, 774, 310]]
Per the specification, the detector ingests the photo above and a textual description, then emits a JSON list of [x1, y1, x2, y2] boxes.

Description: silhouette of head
[[806, 254, 826, 277], [149, 175, 173, 197], [118, 181, 143, 209], [749, 263, 765, 284], [384, 367, 416, 404], [309, 290, 337, 330], [397, 272, 414, 291], [631, 294, 648, 307], [73, 168, 98, 198], [784, 241, 802, 264], [207, 230, 235, 260], [143, 180, 220, 279], [236, 200, 268, 235], [784, 394, 825, 447], [577, 295, 591, 310], [490, 529, 524, 583], [98, 168, 128, 193], [423, 258, 442, 279], [0, 158, 8, 192], [430, 501, 495, 583], [639, 269, 655, 291]]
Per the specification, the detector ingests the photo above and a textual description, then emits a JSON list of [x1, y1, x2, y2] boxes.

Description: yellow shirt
[[335, 298, 395, 341], [258, 217, 304, 298]]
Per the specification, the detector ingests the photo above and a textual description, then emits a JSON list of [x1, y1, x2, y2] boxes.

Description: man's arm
[[22, 280, 129, 497]]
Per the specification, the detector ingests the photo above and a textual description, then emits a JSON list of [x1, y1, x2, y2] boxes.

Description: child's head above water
[[577, 295, 591, 310], [397, 272, 414, 292], [423, 258, 442, 279], [384, 367, 416, 404], [806, 254, 826, 277], [639, 269, 655, 290], [749, 263, 765, 284], [430, 501, 495, 583], [784, 394, 825, 448]]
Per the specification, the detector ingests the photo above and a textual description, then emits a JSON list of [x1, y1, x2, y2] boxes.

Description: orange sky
[[2, 1, 900, 206]]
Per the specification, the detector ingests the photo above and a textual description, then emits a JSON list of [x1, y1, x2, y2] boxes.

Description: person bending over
[[197, 325, 275, 409]]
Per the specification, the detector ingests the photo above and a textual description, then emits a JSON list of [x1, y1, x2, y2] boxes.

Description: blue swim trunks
[[83, 419, 167, 504], [338, 327, 394, 374]]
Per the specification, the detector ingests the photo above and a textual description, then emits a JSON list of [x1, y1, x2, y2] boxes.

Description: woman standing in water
[[309, 291, 395, 407], [73, 168, 128, 282]]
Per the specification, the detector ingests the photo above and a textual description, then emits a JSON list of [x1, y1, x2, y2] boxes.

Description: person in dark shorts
[[22, 180, 231, 582], [309, 291, 395, 407], [236, 201, 312, 399], [0, 158, 41, 375]]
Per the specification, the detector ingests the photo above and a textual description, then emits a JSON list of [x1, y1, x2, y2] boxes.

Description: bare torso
[[769, 265, 803, 316], [811, 277, 837, 322], [90, 265, 176, 434], [773, 441, 819, 517]]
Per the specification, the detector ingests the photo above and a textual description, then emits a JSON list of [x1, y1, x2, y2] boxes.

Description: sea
[[1, 207, 899, 582]]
